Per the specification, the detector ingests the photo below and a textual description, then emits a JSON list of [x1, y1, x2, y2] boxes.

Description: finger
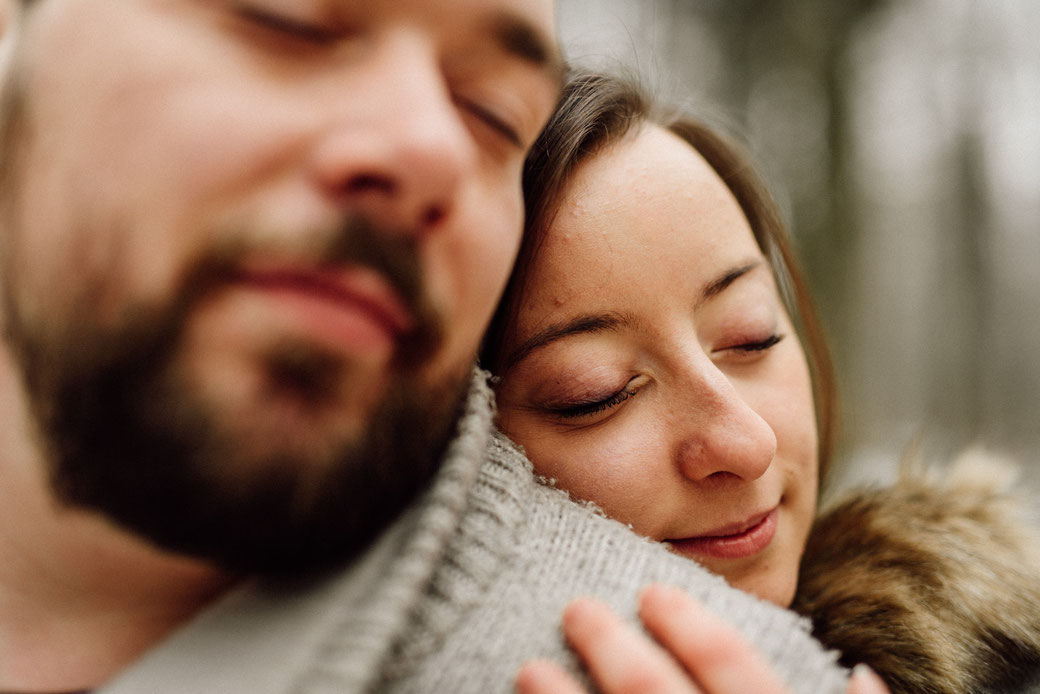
[[846, 665, 891, 694], [516, 660, 589, 694], [638, 584, 792, 694], [562, 596, 700, 694]]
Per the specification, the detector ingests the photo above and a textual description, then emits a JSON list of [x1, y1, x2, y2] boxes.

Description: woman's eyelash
[[733, 333, 785, 352], [549, 387, 635, 420], [538, 334, 781, 421]]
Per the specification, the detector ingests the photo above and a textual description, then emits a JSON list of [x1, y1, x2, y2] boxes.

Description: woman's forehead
[[539, 126, 758, 272]]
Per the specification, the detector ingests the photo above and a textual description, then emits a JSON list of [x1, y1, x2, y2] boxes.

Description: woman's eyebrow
[[696, 260, 763, 308], [503, 261, 763, 370], [504, 311, 632, 370]]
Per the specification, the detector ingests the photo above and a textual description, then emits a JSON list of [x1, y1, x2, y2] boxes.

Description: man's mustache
[[184, 215, 445, 367]]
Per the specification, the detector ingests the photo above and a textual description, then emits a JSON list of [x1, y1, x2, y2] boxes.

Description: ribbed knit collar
[[98, 367, 515, 694], [295, 367, 516, 693]]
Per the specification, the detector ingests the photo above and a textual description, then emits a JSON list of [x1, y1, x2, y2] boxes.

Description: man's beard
[[37, 315, 467, 577], [1, 84, 469, 575]]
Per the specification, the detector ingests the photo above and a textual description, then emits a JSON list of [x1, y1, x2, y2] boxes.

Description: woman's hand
[[515, 584, 889, 694]]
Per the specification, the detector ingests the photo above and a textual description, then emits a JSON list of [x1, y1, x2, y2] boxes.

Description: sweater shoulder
[[386, 431, 846, 694]]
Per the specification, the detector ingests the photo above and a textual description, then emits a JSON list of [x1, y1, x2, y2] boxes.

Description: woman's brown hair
[[481, 70, 838, 479]]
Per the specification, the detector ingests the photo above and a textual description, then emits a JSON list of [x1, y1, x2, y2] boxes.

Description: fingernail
[[562, 596, 611, 631], [563, 596, 601, 620], [641, 583, 678, 602], [852, 663, 886, 690], [515, 660, 553, 692], [641, 583, 699, 609]]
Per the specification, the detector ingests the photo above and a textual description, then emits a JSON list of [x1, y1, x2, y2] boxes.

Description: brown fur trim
[[793, 449, 1040, 694]]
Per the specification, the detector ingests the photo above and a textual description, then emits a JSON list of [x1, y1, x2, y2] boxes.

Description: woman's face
[[495, 124, 818, 606]]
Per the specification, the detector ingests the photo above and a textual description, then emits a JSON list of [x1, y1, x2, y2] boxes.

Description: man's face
[[0, 0, 559, 573]]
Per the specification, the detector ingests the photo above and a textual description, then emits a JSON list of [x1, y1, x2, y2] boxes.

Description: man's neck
[[0, 353, 233, 692]]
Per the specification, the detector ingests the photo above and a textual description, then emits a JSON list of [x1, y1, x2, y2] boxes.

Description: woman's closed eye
[[538, 375, 648, 422], [715, 333, 785, 359], [547, 386, 635, 419], [734, 333, 785, 353]]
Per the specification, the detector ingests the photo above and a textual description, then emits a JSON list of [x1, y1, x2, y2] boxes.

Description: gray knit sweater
[[98, 370, 847, 694]]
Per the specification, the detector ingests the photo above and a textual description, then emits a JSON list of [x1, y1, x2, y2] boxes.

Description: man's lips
[[664, 507, 779, 561], [232, 264, 416, 351]]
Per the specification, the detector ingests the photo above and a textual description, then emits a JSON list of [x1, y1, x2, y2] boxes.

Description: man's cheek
[[461, 224, 520, 327]]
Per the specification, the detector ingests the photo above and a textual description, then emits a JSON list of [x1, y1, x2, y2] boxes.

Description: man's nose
[[309, 36, 475, 235], [672, 359, 777, 485]]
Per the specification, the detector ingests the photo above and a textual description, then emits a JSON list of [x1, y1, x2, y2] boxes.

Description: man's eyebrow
[[487, 10, 566, 88], [504, 311, 630, 370], [697, 261, 763, 308]]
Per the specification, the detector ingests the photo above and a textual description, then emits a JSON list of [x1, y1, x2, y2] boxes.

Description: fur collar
[[794, 450, 1040, 694]]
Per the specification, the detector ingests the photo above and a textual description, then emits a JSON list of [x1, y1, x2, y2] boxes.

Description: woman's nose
[[672, 362, 777, 484]]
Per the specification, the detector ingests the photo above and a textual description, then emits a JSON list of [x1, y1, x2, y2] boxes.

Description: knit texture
[[378, 433, 847, 693], [98, 368, 847, 694]]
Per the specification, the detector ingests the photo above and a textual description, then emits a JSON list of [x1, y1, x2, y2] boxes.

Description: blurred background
[[556, 0, 1040, 491]]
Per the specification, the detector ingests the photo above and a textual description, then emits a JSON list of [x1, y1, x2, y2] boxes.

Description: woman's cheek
[[548, 423, 666, 529]]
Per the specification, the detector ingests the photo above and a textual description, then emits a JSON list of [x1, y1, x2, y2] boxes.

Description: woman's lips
[[665, 507, 779, 561]]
